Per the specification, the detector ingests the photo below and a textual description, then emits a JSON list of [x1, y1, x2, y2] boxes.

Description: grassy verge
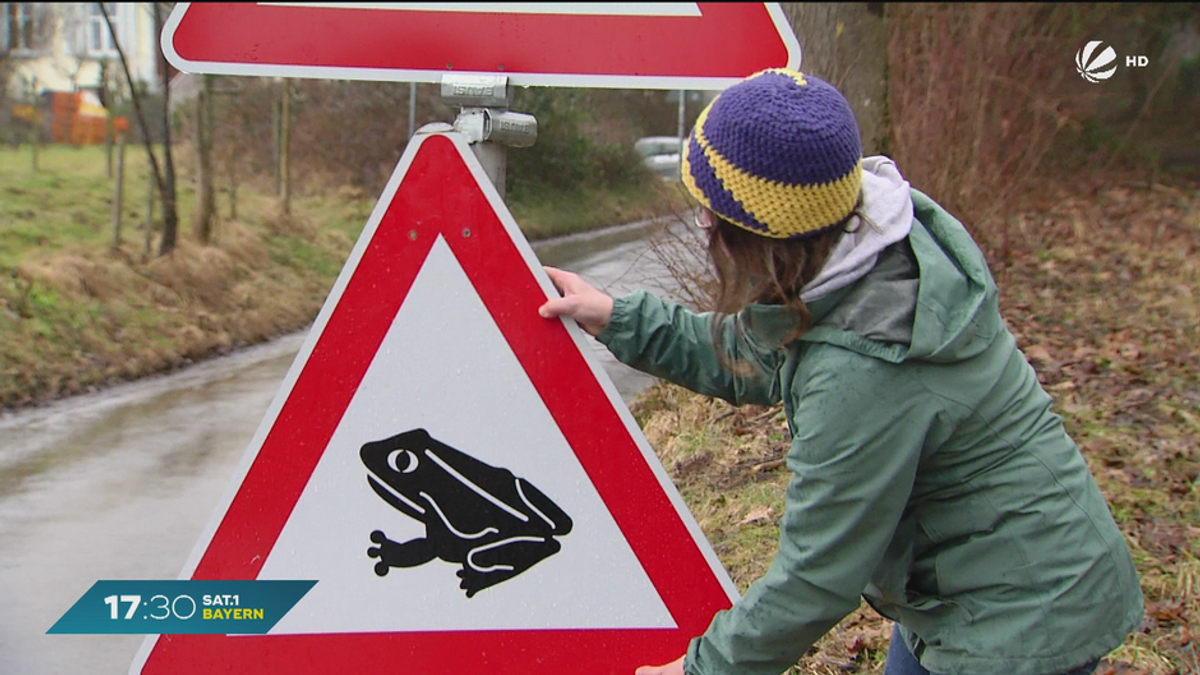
[[0, 144, 686, 410], [629, 174, 1200, 675]]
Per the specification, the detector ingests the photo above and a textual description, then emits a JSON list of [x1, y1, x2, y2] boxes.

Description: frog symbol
[[361, 428, 573, 598]]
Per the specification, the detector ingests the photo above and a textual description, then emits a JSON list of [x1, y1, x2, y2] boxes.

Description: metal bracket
[[440, 74, 510, 108], [452, 108, 537, 148], [441, 74, 539, 200]]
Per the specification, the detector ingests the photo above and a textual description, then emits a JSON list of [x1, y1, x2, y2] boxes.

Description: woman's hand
[[635, 655, 686, 675], [537, 266, 615, 337]]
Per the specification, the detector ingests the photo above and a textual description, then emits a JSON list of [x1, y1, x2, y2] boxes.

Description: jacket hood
[[900, 189, 1001, 362]]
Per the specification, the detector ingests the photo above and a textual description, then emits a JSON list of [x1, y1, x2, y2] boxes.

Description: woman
[[537, 69, 1142, 675]]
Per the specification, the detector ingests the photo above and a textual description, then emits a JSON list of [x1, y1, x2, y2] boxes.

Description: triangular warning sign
[[133, 129, 737, 674]]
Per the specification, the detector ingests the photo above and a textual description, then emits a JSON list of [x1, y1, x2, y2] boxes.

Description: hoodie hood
[[742, 184, 1001, 365], [803, 186, 1001, 363], [801, 156, 914, 302]]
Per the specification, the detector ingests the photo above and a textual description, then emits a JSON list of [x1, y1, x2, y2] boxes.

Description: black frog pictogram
[[361, 428, 573, 598]]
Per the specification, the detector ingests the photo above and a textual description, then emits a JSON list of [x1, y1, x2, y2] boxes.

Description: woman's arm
[[539, 267, 784, 406]]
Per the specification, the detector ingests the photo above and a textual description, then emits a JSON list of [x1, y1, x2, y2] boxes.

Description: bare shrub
[[204, 79, 676, 202], [649, 5, 1116, 303], [644, 209, 717, 312], [886, 4, 1115, 262]]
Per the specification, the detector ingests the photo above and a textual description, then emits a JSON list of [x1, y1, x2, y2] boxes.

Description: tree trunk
[[105, 116, 114, 178], [194, 74, 216, 243], [144, 170, 155, 258], [280, 78, 291, 216], [154, 2, 179, 256], [227, 147, 238, 221], [28, 77, 39, 172], [273, 90, 281, 195], [781, 3, 889, 155]]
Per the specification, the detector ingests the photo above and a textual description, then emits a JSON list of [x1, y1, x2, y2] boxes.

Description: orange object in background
[[44, 91, 126, 145], [13, 91, 131, 144], [11, 103, 39, 122], [49, 91, 78, 143]]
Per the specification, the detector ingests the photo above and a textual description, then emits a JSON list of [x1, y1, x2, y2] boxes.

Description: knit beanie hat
[[682, 69, 863, 240]]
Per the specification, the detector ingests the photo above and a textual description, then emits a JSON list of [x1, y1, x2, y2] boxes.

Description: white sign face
[[258, 236, 675, 633]]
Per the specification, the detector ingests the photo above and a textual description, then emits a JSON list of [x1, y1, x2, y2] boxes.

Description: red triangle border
[[136, 133, 734, 674]]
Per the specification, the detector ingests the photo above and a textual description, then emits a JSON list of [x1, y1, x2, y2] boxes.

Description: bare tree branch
[[96, 2, 165, 198]]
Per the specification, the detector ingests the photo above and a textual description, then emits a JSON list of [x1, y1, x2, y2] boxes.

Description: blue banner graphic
[[47, 580, 317, 634]]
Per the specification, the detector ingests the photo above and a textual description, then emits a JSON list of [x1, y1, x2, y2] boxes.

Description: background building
[[3, 3, 161, 102]]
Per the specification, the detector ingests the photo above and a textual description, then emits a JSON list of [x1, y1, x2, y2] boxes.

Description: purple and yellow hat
[[682, 69, 863, 240]]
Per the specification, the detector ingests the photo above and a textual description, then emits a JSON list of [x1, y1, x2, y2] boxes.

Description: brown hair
[[706, 208, 846, 347]]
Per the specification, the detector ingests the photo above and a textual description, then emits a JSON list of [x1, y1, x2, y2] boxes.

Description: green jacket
[[597, 191, 1143, 675]]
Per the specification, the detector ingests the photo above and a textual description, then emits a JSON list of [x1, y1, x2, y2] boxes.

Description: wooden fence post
[[143, 169, 156, 258], [28, 77, 39, 172], [111, 133, 127, 250]]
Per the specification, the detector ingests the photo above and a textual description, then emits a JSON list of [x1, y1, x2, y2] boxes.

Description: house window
[[7, 3, 38, 52], [88, 3, 119, 55]]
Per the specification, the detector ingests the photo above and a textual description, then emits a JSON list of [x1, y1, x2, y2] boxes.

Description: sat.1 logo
[[1076, 40, 1118, 82], [1075, 40, 1150, 83]]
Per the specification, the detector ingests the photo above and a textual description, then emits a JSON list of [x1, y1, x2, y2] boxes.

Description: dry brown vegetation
[[0, 141, 378, 408], [886, 3, 1200, 262], [2, 211, 355, 407]]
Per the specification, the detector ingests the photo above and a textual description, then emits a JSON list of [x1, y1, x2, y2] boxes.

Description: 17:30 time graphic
[[104, 594, 201, 621], [48, 580, 315, 635]]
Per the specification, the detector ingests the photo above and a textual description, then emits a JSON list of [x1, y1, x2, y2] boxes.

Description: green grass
[[0, 144, 160, 265], [0, 144, 377, 406]]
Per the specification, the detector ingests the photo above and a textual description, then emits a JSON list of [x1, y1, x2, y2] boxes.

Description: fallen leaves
[[739, 506, 774, 526], [982, 174, 1200, 675]]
